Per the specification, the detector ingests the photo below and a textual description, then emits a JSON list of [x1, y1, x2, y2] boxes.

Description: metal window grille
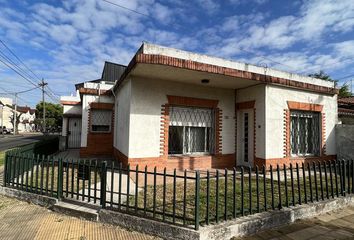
[[290, 111, 320, 156], [91, 109, 112, 132], [168, 106, 215, 155]]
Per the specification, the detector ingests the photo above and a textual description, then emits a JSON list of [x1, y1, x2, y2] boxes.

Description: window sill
[[290, 155, 320, 160], [90, 131, 111, 134], [168, 154, 213, 159]]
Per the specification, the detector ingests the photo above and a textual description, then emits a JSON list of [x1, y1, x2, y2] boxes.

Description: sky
[[0, 0, 354, 107]]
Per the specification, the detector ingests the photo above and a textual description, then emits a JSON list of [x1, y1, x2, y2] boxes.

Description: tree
[[9, 111, 23, 134], [35, 102, 63, 131], [308, 71, 352, 98]]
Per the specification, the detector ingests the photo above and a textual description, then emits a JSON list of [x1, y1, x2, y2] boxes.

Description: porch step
[[52, 199, 100, 221]]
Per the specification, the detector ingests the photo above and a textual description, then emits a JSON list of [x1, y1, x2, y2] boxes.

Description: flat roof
[[141, 43, 334, 88]]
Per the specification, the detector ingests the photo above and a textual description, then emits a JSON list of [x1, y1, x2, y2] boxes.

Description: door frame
[[236, 101, 256, 167], [67, 117, 81, 149]]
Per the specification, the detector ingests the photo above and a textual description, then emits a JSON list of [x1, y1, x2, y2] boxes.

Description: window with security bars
[[168, 106, 215, 155], [91, 109, 112, 132], [290, 111, 321, 156]]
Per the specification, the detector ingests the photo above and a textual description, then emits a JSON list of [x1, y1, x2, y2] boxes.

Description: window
[[168, 106, 215, 155], [290, 111, 320, 156], [90, 109, 112, 132]]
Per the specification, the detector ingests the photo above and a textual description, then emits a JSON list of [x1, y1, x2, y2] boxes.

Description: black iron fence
[[3, 152, 354, 230]]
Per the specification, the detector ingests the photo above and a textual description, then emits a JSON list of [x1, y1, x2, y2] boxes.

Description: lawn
[[6, 158, 100, 201], [0, 151, 5, 166], [129, 169, 347, 227]]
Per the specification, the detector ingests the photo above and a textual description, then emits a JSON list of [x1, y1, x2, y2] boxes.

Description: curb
[[1, 186, 354, 240]]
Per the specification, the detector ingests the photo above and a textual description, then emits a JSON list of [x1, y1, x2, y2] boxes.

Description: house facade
[[61, 43, 338, 170], [338, 97, 354, 124], [16, 106, 36, 132], [0, 97, 36, 132]]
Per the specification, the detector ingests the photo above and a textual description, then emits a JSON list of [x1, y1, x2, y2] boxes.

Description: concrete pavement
[[235, 206, 354, 240], [0, 194, 158, 240]]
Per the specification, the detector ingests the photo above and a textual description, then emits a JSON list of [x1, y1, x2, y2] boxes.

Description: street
[[0, 133, 45, 151]]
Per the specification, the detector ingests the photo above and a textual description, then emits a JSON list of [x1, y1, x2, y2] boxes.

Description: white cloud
[[196, 0, 220, 15]]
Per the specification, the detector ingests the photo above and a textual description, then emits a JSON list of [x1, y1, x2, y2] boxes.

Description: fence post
[[195, 170, 200, 231], [57, 158, 63, 200], [3, 152, 8, 187], [100, 161, 107, 208]]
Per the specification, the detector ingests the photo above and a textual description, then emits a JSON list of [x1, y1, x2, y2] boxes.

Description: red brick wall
[[113, 147, 235, 171], [80, 102, 114, 158]]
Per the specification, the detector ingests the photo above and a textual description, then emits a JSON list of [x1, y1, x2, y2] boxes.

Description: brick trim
[[80, 103, 115, 157], [322, 113, 326, 155], [284, 101, 325, 159], [163, 95, 222, 156], [167, 95, 219, 108], [236, 101, 256, 166], [287, 101, 323, 112], [114, 146, 235, 171], [236, 100, 255, 110], [283, 110, 290, 157], [255, 155, 336, 169], [90, 102, 114, 110], [60, 101, 81, 105], [114, 53, 338, 95], [79, 87, 112, 96], [160, 104, 169, 157], [215, 108, 222, 155]]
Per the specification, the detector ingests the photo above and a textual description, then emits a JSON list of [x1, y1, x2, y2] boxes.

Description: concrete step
[[52, 199, 100, 221]]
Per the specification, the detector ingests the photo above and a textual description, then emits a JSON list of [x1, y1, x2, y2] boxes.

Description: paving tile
[[285, 225, 331, 240], [0, 195, 157, 240]]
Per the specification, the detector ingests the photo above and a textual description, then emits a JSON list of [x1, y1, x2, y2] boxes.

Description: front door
[[238, 109, 254, 166], [68, 118, 81, 148]]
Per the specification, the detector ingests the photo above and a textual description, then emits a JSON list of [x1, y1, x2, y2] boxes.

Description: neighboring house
[[60, 61, 126, 152], [338, 97, 354, 124], [16, 106, 36, 132], [0, 97, 13, 130], [61, 43, 338, 170]]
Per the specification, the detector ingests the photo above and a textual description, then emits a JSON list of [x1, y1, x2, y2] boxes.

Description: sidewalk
[[0, 194, 158, 240], [235, 206, 354, 240]]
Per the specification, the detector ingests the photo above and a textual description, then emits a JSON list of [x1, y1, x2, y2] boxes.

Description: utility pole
[[39, 79, 48, 133], [14, 93, 17, 135]]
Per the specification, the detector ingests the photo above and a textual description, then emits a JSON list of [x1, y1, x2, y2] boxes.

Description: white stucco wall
[[128, 77, 235, 158], [62, 117, 68, 136], [113, 79, 131, 156], [265, 85, 338, 159], [236, 84, 266, 160], [63, 105, 82, 115]]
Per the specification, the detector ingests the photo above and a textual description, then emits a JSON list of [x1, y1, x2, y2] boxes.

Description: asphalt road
[[0, 134, 45, 151]]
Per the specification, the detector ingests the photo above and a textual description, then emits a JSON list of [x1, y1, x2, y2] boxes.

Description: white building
[[61, 43, 338, 171], [0, 97, 13, 130]]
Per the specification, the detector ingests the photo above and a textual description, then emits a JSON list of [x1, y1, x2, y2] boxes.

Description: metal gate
[[68, 118, 81, 148]]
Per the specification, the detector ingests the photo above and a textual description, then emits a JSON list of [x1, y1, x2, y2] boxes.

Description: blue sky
[[0, 0, 354, 107]]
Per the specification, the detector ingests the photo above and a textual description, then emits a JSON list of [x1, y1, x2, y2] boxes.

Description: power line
[[0, 49, 39, 84], [0, 57, 38, 88], [103, 0, 297, 72], [0, 39, 42, 82], [102, 0, 150, 17], [0, 86, 40, 95]]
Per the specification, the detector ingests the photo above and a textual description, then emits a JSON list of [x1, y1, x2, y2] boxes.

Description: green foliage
[[36, 101, 63, 129], [309, 71, 352, 98]]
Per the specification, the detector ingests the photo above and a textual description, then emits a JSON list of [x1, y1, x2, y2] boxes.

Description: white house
[[61, 43, 338, 171], [16, 106, 36, 132], [0, 97, 13, 130]]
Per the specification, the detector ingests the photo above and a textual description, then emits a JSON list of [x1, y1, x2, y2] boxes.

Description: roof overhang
[[114, 52, 338, 95]]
